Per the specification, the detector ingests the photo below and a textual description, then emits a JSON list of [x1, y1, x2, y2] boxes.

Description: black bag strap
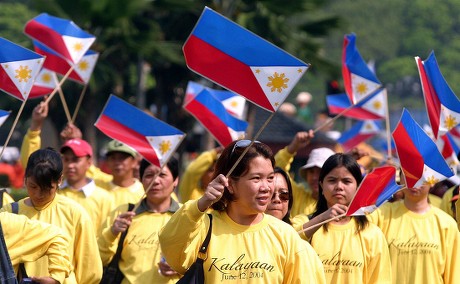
[[9, 202, 26, 282], [106, 203, 135, 269], [0, 189, 5, 206], [0, 222, 18, 284], [11, 202, 18, 215], [197, 214, 213, 259]]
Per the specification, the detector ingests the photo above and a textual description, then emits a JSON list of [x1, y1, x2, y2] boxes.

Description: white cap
[[299, 147, 335, 176], [296, 92, 312, 104]]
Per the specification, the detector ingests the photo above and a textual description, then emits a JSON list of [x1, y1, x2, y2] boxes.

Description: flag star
[[297, 68, 302, 73], [255, 69, 261, 74]]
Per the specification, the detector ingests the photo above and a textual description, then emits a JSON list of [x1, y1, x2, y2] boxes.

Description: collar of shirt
[[59, 179, 96, 197], [135, 197, 180, 215]]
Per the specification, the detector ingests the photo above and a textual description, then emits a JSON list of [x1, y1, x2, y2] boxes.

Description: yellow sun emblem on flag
[[15, 65, 32, 82], [41, 73, 52, 83], [423, 175, 439, 186], [372, 100, 382, 110], [365, 123, 373, 130], [159, 140, 172, 155], [267, 72, 289, 93], [73, 42, 84, 52], [230, 100, 238, 108], [78, 60, 89, 71], [443, 114, 457, 130], [355, 82, 368, 95]]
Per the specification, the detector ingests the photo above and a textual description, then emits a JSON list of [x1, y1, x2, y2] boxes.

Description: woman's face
[[320, 166, 357, 208], [265, 173, 290, 220], [142, 164, 178, 204], [402, 183, 430, 203], [25, 176, 59, 207], [229, 156, 274, 216]]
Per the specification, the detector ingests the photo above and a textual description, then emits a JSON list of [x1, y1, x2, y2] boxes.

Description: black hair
[[211, 140, 274, 211], [25, 148, 63, 191], [139, 155, 179, 181], [311, 153, 368, 232], [274, 167, 293, 225]]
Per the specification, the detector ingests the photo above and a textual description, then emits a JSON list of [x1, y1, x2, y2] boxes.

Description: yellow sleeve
[[291, 214, 310, 241], [457, 198, 460, 230], [72, 209, 103, 284], [1, 212, 71, 283], [1, 190, 14, 207], [274, 146, 295, 173], [178, 150, 217, 203], [158, 200, 210, 274], [87, 164, 113, 189], [439, 187, 455, 217], [20, 129, 41, 168], [98, 204, 129, 265]]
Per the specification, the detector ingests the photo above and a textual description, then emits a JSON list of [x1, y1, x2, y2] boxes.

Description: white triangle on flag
[[250, 66, 308, 111], [439, 104, 460, 136], [351, 73, 381, 103], [228, 127, 246, 142], [1, 58, 44, 99], [360, 121, 380, 134], [349, 205, 378, 216], [146, 134, 184, 167], [361, 89, 387, 118], [416, 164, 453, 188], [62, 35, 95, 64], [221, 96, 246, 119], [73, 52, 99, 84], [0, 113, 10, 127], [35, 68, 58, 89]]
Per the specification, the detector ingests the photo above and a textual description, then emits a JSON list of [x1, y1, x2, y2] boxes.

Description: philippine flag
[[184, 88, 248, 147], [0, 38, 44, 100], [0, 109, 11, 127], [185, 81, 246, 119], [34, 40, 71, 75], [95, 95, 185, 168], [183, 7, 309, 112], [25, 13, 95, 64], [347, 166, 402, 216], [415, 51, 460, 139], [69, 50, 99, 84], [342, 33, 381, 104], [437, 133, 459, 172], [29, 68, 58, 99], [327, 88, 387, 120], [337, 120, 382, 151], [392, 109, 453, 188]]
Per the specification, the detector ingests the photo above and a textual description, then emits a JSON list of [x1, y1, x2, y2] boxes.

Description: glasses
[[271, 190, 290, 202], [230, 140, 261, 156]]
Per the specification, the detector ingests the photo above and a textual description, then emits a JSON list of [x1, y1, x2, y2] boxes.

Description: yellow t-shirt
[[0, 211, 71, 283], [98, 199, 181, 284], [274, 147, 317, 217], [58, 179, 114, 236], [159, 200, 326, 283], [310, 219, 392, 284], [1, 189, 14, 207], [369, 201, 460, 284], [1, 195, 102, 284]]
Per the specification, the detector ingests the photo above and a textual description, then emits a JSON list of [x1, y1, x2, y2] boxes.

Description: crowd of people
[[0, 98, 459, 284]]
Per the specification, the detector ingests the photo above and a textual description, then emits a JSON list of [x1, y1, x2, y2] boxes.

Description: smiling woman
[[159, 140, 326, 283]]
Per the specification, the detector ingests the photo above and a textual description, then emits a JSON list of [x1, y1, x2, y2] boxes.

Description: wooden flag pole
[[226, 111, 275, 178], [384, 91, 392, 161], [297, 213, 347, 234], [71, 84, 88, 123], [0, 100, 27, 161], [44, 66, 74, 105], [53, 74, 72, 123]]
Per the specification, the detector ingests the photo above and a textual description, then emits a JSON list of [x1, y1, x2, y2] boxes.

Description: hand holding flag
[[183, 7, 309, 112], [95, 95, 185, 168]]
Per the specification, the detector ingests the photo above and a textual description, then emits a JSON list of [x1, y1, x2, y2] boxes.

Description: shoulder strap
[[0, 222, 18, 283], [106, 203, 135, 268], [0, 189, 4, 206], [198, 214, 213, 255], [11, 202, 18, 215]]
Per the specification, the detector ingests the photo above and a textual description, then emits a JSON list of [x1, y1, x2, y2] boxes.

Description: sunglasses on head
[[230, 140, 261, 156], [271, 190, 290, 202]]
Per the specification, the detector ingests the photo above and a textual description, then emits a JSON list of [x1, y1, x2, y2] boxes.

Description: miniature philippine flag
[[185, 81, 246, 119], [327, 88, 387, 120], [29, 68, 58, 99], [24, 13, 95, 64], [342, 33, 381, 104], [95, 95, 185, 168], [392, 108, 453, 188], [347, 166, 402, 216], [184, 88, 248, 147], [183, 7, 309, 112], [415, 51, 460, 139], [0, 38, 44, 100], [337, 120, 382, 151]]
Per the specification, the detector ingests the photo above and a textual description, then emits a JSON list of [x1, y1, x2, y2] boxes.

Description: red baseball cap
[[60, 138, 93, 157]]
